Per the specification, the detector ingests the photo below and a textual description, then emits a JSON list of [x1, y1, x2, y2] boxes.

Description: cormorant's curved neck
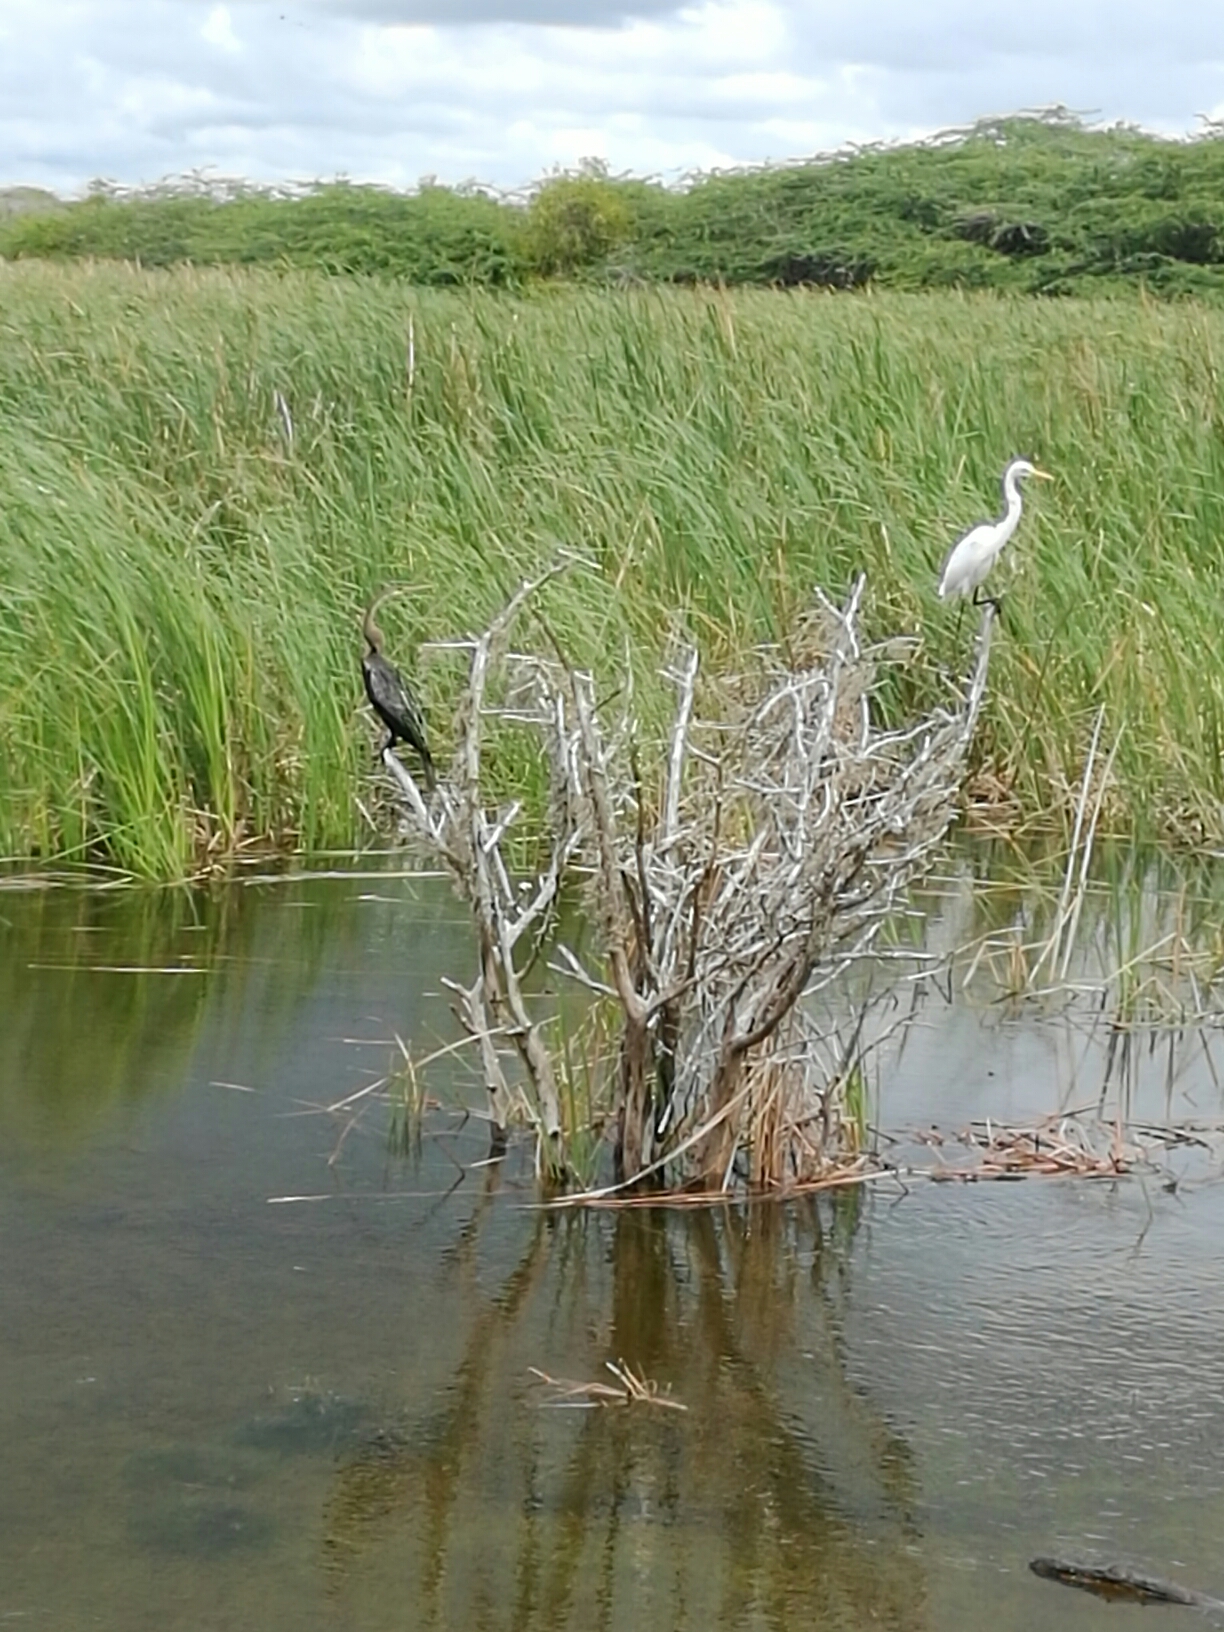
[[363, 594, 391, 655]]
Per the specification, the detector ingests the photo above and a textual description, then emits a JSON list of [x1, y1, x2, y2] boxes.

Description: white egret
[[938, 457, 1053, 606]]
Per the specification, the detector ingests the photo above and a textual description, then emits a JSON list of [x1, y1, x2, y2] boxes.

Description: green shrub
[[523, 169, 636, 276], [6, 115, 1224, 302]]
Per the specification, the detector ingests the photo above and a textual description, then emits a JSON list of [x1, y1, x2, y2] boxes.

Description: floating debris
[[1030, 1555, 1223, 1609], [528, 1360, 688, 1412]]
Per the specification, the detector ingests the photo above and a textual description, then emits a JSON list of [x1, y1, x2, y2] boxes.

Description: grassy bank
[[2, 260, 1224, 875]]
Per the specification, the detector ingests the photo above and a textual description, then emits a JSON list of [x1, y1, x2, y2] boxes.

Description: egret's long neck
[[998, 470, 1025, 540]]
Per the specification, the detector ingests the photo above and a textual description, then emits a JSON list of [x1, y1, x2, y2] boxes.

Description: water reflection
[[322, 1195, 920, 1631], [2, 862, 1224, 1630], [0, 884, 213, 1144], [0, 868, 475, 1151]]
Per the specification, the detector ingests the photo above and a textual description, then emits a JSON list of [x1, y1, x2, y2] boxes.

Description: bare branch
[[377, 570, 995, 1194]]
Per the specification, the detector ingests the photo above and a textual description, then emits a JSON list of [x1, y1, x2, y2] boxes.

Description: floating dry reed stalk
[[528, 1361, 688, 1412], [542, 1151, 890, 1208], [914, 1113, 1140, 1180]]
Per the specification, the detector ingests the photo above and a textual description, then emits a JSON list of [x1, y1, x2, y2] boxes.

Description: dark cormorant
[[361, 590, 436, 791]]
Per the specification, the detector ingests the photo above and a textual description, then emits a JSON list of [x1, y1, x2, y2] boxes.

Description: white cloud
[[201, 5, 242, 53], [0, 0, 1221, 195], [685, 0, 786, 63]]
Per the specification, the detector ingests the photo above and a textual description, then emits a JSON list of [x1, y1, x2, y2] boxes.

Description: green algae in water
[[232, 1390, 376, 1458], [123, 1443, 265, 1494], [128, 1498, 275, 1558]]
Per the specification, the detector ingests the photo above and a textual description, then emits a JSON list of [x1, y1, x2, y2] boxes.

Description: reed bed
[[3, 261, 1224, 876]]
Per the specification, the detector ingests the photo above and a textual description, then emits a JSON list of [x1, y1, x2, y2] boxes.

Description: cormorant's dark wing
[[362, 652, 435, 784]]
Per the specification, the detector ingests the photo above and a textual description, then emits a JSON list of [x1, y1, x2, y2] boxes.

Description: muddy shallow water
[[2, 865, 1223, 1630]]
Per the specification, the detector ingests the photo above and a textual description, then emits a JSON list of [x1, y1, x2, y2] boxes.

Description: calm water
[[2, 866, 1224, 1630]]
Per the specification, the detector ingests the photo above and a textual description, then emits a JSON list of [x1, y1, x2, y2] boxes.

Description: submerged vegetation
[[2, 258, 1224, 875], [6, 113, 1224, 302]]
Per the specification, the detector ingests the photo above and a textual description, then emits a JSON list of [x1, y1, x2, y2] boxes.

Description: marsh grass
[[943, 838, 1224, 1049], [4, 261, 1224, 875], [554, 996, 619, 1191]]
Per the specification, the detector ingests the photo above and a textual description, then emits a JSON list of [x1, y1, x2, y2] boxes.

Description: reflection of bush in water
[[320, 1194, 924, 1630], [0, 888, 213, 1145]]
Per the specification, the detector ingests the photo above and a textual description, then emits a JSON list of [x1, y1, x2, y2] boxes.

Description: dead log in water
[[1030, 1555, 1223, 1609]]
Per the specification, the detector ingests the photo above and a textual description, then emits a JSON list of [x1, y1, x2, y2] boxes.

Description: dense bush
[[1, 181, 518, 284], [2, 112, 1224, 299]]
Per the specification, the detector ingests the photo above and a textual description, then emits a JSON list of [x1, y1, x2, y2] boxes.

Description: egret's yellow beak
[[1031, 468, 1054, 481]]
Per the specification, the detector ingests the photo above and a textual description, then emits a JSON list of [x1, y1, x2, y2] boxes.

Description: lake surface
[[3, 863, 1224, 1630]]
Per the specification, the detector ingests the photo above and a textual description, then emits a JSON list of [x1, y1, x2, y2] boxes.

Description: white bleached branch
[[379, 568, 995, 1192]]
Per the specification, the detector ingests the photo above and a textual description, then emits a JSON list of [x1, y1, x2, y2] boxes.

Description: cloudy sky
[[3, 0, 1223, 196]]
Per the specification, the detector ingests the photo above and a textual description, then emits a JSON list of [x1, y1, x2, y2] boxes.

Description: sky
[[2, 0, 1224, 197]]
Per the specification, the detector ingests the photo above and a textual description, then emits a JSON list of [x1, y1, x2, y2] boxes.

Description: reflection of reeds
[[319, 1193, 923, 1631], [0, 883, 224, 1145], [948, 842, 1224, 1027]]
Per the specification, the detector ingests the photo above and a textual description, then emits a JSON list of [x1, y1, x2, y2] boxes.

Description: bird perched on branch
[[938, 457, 1053, 607], [361, 589, 436, 791]]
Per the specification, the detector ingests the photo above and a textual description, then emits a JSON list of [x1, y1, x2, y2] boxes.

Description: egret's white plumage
[[938, 458, 1052, 602]]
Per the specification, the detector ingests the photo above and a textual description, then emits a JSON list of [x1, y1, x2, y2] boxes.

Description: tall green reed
[[2, 262, 1223, 875]]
